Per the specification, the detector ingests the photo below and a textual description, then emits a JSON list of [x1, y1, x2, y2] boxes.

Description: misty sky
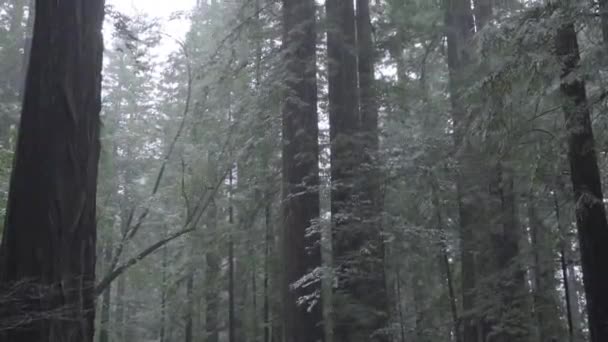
[[106, 0, 197, 55]]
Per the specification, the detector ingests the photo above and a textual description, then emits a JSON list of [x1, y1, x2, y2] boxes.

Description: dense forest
[[0, 0, 608, 341]]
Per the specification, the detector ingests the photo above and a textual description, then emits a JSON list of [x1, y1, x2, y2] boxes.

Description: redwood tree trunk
[[325, 0, 364, 340], [555, 9, 608, 342], [356, 1, 389, 339], [281, 0, 323, 341], [0, 0, 105, 341]]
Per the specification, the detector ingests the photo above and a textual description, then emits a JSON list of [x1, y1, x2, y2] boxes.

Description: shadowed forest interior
[[1, 0, 608, 342]]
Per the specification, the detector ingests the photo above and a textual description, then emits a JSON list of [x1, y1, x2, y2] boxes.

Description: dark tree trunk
[[554, 186, 583, 342], [555, 10, 608, 342], [529, 195, 562, 342], [281, 0, 323, 341], [325, 0, 369, 341], [0, 0, 105, 341], [599, 0, 608, 47], [355, 1, 389, 340], [490, 166, 530, 342], [444, 1, 477, 341], [473, 0, 491, 30]]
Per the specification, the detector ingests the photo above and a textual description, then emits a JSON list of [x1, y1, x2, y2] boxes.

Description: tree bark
[[473, 0, 491, 30], [444, 1, 477, 341], [281, 0, 323, 341], [490, 165, 530, 342], [529, 194, 563, 342], [99, 240, 113, 342], [555, 8, 608, 341], [355, 1, 389, 340], [263, 202, 271, 342], [326, 0, 376, 340], [160, 245, 168, 342], [185, 272, 194, 342], [228, 169, 236, 342], [430, 176, 461, 342], [0, 0, 105, 341], [599, 0, 608, 48], [205, 200, 220, 342]]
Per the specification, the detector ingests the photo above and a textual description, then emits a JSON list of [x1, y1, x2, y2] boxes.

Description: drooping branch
[[95, 165, 230, 296]]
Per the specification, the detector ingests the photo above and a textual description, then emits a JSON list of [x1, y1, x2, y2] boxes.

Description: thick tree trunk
[[281, 1, 323, 341], [355, 1, 389, 340], [0, 0, 105, 341], [326, 0, 378, 341], [555, 11, 608, 342]]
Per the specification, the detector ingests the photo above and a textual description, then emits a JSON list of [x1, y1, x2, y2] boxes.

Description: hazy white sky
[[107, 0, 196, 18], [106, 0, 197, 54]]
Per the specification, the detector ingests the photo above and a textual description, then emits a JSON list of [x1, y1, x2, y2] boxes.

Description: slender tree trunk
[[263, 202, 271, 342], [430, 177, 461, 342], [160, 245, 168, 342], [473, 0, 491, 30], [529, 194, 563, 342], [444, 1, 477, 341], [115, 274, 127, 342], [599, 0, 608, 47], [555, 7, 608, 341], [394, 269, 406, 342], [555, 183, 585, 342], [492, 166, 530, 342], [252, 262, 259, 342], [228, 169, 236, 342], [0, 0, 105, 340], [205, 199, 220, 342], [281, 1, 323, 341], [99, 240, 113, 342], [185, 272, 194, 342]]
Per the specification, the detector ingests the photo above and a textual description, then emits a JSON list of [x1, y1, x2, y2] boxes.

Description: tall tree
[[281, 0, 323, 341], [326, 0, 372, 340], [444, 1, 478, 341], [355, 0, 389, 340], [555, 2, 608, 341], [0, 0, 105, 341]]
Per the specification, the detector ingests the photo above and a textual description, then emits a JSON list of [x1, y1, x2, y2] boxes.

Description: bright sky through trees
[[106, 0, 196, 55]]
